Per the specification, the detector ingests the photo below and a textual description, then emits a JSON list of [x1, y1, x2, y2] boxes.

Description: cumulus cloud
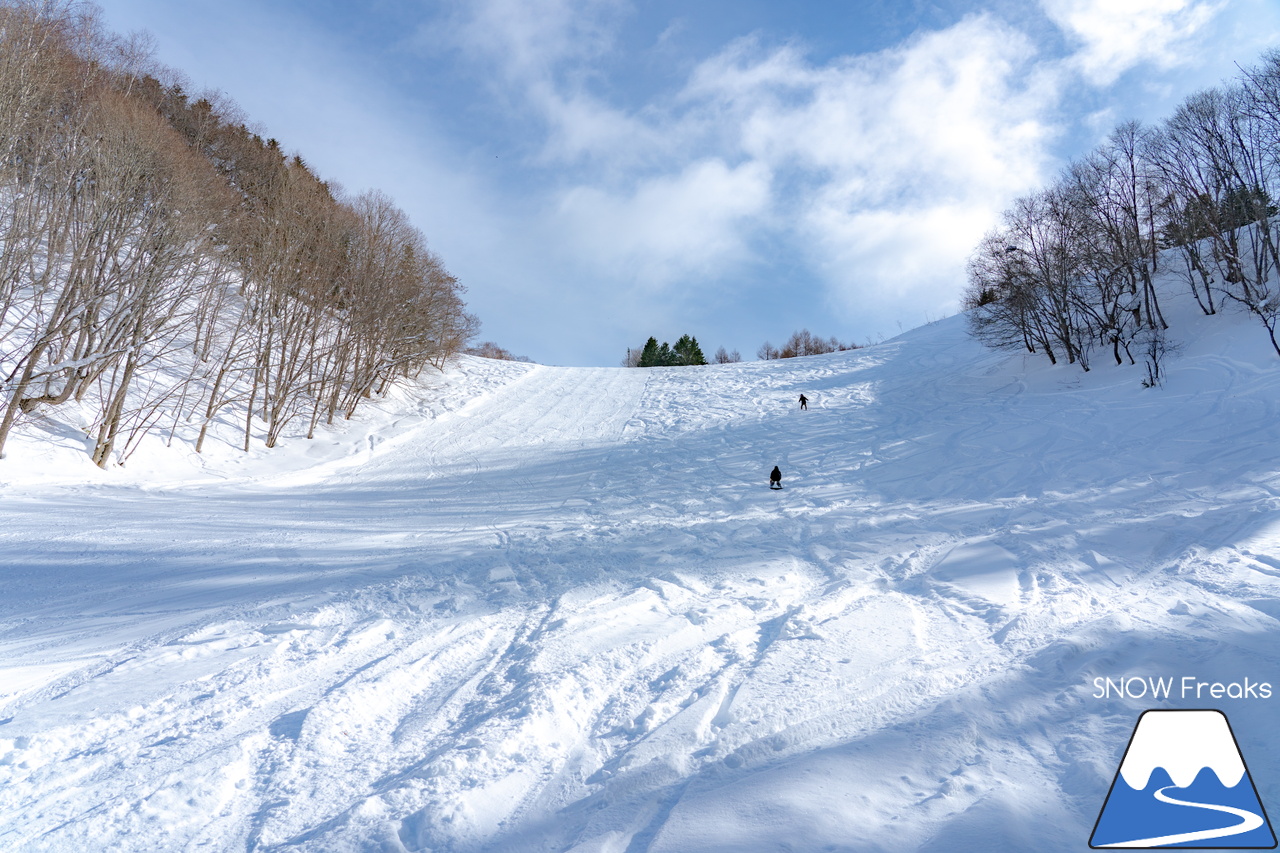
[[430, 0, 1258, 357], [435, 0, 667, 166], [1040, 0, 1225, 86], [680, 14, 1060, 315], [556, 158, 772, 288], [474, 9, 1060, 308], [442, 0, 624, 79]]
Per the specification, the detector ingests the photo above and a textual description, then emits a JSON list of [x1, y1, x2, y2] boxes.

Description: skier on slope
[[798, 394, 808, 410], [770, 466, 782, 489]]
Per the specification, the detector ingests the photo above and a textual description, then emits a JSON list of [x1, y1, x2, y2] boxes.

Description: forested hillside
[[0, 1, 475, 467], [966, 50, 1280, 387]]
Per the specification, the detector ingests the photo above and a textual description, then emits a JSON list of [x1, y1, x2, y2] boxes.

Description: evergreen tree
[[673, 334, 707, 365], [638, 337, 660, 367], [636, 334, 708, 366]]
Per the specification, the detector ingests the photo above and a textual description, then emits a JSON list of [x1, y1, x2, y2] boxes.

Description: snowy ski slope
[[2, 303, 1280, 852]]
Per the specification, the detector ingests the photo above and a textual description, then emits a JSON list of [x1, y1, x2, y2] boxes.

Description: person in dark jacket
[[770, 466, 782, 489], [798, 394, 808, 410]]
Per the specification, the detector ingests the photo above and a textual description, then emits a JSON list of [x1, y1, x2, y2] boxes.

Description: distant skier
[[798, 394, 808, 410], [770, 466, 782, 489]]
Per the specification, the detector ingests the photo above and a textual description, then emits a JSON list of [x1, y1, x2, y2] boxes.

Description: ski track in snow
[[2, 303, 1280, 851]]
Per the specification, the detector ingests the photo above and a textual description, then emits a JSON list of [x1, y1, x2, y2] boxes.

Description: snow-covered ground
[[2, 296, 1280, 852]]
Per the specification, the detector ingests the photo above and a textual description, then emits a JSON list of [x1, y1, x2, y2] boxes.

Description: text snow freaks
[[1093, 676, 1273, 701]]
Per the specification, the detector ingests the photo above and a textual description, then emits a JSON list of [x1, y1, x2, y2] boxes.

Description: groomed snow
[[2, 295, 1280, 852]]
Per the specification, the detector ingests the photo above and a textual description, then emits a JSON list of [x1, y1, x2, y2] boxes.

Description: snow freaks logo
[[1090, 710, 1277, 849], [1093, 676, 1273, 701]]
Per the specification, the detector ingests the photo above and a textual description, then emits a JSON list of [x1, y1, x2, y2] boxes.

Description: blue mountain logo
[[1091, 709, 1276, 848]]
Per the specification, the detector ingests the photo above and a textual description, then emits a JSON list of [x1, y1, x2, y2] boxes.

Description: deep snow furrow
[[0, 597, 526, 850]]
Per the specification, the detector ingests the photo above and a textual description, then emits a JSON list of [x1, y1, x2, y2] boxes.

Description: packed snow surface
[[3, 304, 1280, 852]]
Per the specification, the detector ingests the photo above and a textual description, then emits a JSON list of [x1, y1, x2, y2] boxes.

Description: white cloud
[[532, 84, 669, 167], [1041, 0, 1225, 86], [807, 204, 996, 318], [680, 15, 1060, 315], [444, 0, 624, 79], [556, 158, 771, 287], [426, 0, 1275, 357], [720, 18, 1055, 192], [436, 7, 1069, 333], [438, 0, 668, 166]]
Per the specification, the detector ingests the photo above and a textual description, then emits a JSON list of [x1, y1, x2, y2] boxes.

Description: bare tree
[[1154, 87, 1280, 354], [0, 1, 480, 463], [970, 46, 1280, 373], [0, 2, 100, 455], [1060, 123, 1168, 372], [713, 345, 741, 363]]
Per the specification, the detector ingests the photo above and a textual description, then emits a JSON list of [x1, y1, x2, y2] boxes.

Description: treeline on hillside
[[625, 329, 855, 367], [965, 50, 1280, 386], [0, 1, 475, 466], [757, 329, 857, 360], [465, 341, 532, 362], [634, 335, 707, 367]]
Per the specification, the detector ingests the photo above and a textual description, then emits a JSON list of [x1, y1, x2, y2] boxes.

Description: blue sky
[[95, 0, 1280, 366]]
